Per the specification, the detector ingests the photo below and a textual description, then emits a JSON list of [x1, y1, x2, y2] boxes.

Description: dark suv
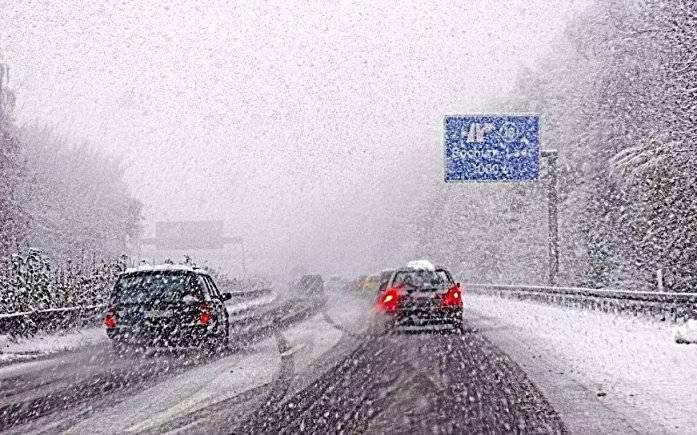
[[104, 265, 231, 351]]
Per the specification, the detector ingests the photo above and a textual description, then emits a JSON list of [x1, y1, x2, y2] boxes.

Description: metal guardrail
[[465, 283, 697, 322], [0, 288, 276, 337], [0, 305, 106, 337], [227, 287, 273, 299]]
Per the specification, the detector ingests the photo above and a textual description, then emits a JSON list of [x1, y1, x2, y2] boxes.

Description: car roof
[[121, 264, 211, 276], [405, 259, 436, 271], [392, 266, 450, 273]]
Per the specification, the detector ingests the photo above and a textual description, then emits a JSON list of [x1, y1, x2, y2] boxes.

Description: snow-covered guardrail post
[[656, 268, 664, 292]]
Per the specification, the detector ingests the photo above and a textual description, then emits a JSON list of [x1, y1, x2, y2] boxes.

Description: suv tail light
[[104, 309, 117, 329], [377, 286, 403, 313], [442, 284, 463, 307], [199, 303, 212, 325]]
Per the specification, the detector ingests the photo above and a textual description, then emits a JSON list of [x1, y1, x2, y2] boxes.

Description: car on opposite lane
[[372, 260, 463, 334], [104, 264, 232, 352]]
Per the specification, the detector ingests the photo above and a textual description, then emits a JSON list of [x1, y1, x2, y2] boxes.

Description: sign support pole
[[542, 150, 559, 285]]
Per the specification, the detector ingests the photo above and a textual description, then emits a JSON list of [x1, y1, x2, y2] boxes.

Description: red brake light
[[104, 310, 117, 329], [199, 303, 212, 325], [442, 285, 463, 307], [377, 287, 402, 313]]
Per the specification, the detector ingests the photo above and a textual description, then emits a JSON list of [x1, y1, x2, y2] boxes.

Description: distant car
[[360, 274, 380, 292], [104, 265, 232, 352], [293, 274, 327, 308], [372, 261, 463, 333]]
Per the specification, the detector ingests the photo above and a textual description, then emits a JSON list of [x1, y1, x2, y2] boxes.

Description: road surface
[[0, 293, 567, 434]]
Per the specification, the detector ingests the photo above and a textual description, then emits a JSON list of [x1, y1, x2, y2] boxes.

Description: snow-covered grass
[[466, 294, 697, 433], [0, 327, 106, 364]]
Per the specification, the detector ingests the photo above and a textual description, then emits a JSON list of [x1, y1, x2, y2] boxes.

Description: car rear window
[[392, 269, 451, 290], [112, 272, 202, 304]]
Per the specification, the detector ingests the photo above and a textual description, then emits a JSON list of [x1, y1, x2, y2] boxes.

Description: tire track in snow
[[241, 328, 567, 434], [141, 330, 296, 434], [137, 307, 315, 433], [321, 309, 363, 338], [230, 306, 369, 433]]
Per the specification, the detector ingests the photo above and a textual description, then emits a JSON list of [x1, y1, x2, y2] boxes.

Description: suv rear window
[[112, 272, 203, 304]]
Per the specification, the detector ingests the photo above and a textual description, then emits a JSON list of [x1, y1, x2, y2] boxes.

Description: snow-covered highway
[[5, 288, 694, 433]]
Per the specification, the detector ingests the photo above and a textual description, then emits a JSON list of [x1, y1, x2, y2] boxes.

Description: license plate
[[144, 309, 173, 319]]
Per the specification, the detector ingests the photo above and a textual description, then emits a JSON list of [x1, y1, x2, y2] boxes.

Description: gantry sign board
[[444, 115, 540, 182]]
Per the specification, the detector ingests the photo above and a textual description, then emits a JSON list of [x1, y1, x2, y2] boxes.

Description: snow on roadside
[[0, 327, 106, 364], [466, 294, 697, 433]]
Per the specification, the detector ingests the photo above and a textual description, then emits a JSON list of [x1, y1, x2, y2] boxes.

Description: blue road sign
[[444, 115, 540, 182]]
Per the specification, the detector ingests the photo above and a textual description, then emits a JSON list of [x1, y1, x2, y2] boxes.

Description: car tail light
[[377, 287, 403, 313], [442, 285, 463, 307], [199, 303, 212, 325], [104, 309, 117, 329]]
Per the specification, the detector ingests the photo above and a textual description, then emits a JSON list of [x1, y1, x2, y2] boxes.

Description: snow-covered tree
[[19, 126, 144, 265], [501, 0, 697, 289], [0, 60, 28, 257], [0, 60, 144, 311], [416, 0, 697, 290]]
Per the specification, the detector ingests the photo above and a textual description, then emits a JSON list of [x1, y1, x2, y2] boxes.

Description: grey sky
[[0, 0, 590, 277]]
